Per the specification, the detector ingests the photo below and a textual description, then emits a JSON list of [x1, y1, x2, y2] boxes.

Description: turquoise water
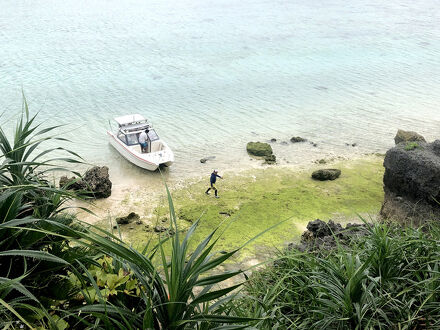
[[1, 0, 440, 178]]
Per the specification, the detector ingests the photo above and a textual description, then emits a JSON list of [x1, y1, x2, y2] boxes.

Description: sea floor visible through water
[[1, 0, 440, 181]]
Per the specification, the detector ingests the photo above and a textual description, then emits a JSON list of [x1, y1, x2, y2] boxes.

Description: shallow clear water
[[1, 0, 440, 180]]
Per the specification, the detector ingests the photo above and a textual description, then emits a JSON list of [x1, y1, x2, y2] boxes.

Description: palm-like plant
[[0, 98, 94, 327], [0, 97, 80, 184], [0, 98, 260, 328], [232, 222, 440, 329], [14, 184, 259, 329], [0, 96, 84, 219]]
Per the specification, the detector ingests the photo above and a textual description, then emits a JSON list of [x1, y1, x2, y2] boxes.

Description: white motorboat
[[107, 114, 174, 171]]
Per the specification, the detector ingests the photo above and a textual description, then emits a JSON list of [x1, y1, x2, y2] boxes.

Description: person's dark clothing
[[210, 173, 221, 184], [206, 172, 222, 197]]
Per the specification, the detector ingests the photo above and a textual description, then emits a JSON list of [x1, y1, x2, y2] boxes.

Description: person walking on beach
[[138, 129, 149, 153], [205, 170, 222, 198]]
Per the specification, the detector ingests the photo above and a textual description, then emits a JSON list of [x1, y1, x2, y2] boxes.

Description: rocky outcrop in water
[[246, 142, 277, 165], [394, 129, 426, 145], [289, 219, 369, 252], [311, 169, 341, 181], [59, 166, 112, 198], [246, 142, 273, 157], [200, 156, 216, 163], [381, 139, 440, 223], [290, 136, 307, 143]]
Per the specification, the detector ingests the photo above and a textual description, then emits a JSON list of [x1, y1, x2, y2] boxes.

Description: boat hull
[[108, 131, 173, 171], [163, 161, 173, 167]]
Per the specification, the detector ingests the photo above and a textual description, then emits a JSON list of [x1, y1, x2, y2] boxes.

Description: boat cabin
[[114, 114, 162, 153]]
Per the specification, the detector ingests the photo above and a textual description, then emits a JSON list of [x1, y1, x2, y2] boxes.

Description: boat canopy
[[114, 114, 147, 127], [121, 122, 149, 133]]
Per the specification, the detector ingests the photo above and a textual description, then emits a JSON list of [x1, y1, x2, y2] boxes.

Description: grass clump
[[404, 141, 420, 151], [231, 222, 440, 329]]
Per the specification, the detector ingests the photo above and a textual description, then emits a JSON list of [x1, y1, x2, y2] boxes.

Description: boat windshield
[[126, 133, 139, 146], [148, 129, 159, 141], [117, 132, 127, 144]]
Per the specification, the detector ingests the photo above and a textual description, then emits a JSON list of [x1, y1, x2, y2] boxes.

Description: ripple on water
[[1, 0, 440, 181]]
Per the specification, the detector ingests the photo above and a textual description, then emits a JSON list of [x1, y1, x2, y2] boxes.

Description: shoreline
[[76, 151, 384, 221], [76, 153, 386, 260]]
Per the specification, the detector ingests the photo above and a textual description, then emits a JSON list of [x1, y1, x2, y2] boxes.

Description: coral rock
[[394, 129, 426, 145], [311, 169, 341, 181], [246, 142, 273, 157]]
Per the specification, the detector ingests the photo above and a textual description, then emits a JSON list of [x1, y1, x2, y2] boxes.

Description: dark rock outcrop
[[381, 140, 440, 223], [264, 154, 276, 164], [200, 156, 216, 163], [59, 176, 82, 190], [81, 166, 112, 198], [60, 166, 112, 198], [311, 169, 341, 181], [154, 226, 175, 236], [289, 219, 369, 252], [154, 226, 167, 232], [247, 141, 277, 165], [116, 212, 140, 225], [306, 219, 342, 237], [290, 136, 307, 143], [394, 129, 426, 145], [246, 142, 273, 157], [270, 138, 277, 143]]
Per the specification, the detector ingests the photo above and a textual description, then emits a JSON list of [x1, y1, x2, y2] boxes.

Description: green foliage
[[0, 98, 93, 328], [45, 182, 256, 329], [231, 222, 440, 329], [0, 184, 260, 328], [0, 97, 84, 219], [404, 141, 420, 151], [69, 256, 142, 302], [1, 99, 254, 329]]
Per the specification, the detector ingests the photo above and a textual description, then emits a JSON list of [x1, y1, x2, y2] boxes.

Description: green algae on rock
[[246, 142, 273, 157], [311, 168, 341, 181]]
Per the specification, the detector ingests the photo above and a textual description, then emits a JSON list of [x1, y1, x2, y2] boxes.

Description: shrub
[[231, 222, 440, 329], [0, 98, 93, 327]]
